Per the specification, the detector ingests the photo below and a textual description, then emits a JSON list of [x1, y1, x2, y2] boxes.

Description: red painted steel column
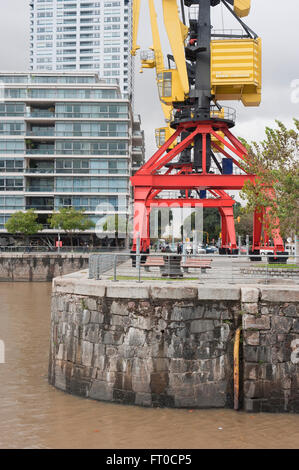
[[132, 187, 152, 251]]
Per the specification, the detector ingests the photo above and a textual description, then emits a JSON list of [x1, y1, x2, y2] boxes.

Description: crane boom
[[162, 0, 189, 95], [131, 0, 141, 56]]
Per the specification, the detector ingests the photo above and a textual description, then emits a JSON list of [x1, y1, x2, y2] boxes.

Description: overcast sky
[[0, 0, 298, 159]]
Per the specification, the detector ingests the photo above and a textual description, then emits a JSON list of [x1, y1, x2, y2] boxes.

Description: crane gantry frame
[[130, 0, 285, 256]]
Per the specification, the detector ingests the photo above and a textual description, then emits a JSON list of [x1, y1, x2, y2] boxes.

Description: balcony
[[26, 205, 54, 211], [27, 187, 54, 192], [26, 107, 55, 119], [132, 146, 143, 154], [27, 128, 55, 137], [26, 148, 55, 155], [27, 177, 54, 193], [25, 168, 55, 174]]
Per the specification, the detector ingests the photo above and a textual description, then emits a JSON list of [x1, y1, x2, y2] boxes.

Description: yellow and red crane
[[130, 0, 285, 257]]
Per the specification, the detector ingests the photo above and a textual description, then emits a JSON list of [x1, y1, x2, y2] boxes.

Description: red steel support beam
[[131, 174, 256, 190], [146, 198, 235, 208]]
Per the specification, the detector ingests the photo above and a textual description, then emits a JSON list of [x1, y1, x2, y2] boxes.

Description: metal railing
[[87, 252, 299, 284], [89, 253, 130, 279], [0, 246, 126, 254], [210, 105, 236, 123]]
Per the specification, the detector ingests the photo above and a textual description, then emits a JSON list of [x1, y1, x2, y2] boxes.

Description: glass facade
[[55, 103, 128, 118], [0, 72, 141, 236], [30, 0, 133, 96]]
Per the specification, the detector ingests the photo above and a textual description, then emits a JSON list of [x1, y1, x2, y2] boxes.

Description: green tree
[[235, 211, 253, 241], [102, 214, 130, 233], [203, 208, 221, 242], [5, 210, 43, 244], [240, 119, 299, 238], [180, 208, 221, 243], [48, 208, 95, 248]]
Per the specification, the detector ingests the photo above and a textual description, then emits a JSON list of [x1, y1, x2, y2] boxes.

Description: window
[[0, 158, 24, 172], [0, 177, 23, 191], [55, 140, 128, 156], [0, 122, 25, 135], [0, 140, 24, 154]]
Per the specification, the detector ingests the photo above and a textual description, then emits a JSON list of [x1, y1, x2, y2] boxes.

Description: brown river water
[[0, 282, 298, 449]]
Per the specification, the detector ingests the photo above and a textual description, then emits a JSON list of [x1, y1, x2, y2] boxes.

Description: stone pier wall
[[0, 253, 89, 281], [242, 287, 299, 412], [49, 272, 299, 411]]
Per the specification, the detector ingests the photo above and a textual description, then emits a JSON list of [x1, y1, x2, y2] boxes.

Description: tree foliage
[[102, 214, 131, 233], [240, 119, 299, 237], [48, 208, 95, 247], [5, 210, 43, 242], [181, 208, 220, 243]]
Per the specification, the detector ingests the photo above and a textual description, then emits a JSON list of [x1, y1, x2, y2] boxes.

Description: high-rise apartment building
[[29, 0, 133, 97], [0, 72, 144, 246]]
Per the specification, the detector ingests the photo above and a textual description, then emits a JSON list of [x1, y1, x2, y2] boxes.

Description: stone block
[[135, 392, 152, 407], [244, 363, 258, 380], [103, 331, 123, 346], [110, 301, 129, 316], [243, 314, 270, 330], [84, 298, 97, 310], [272, 344, 291, 363], [190, 319, 214, 334], [244, 379, 273, 399], [171, 305, 204, 321], [83, 324, 99, 343], [198, 286, 240, 301], [53, 278, 75, 294], [151, 286, 197, 300], [82, 309, 90, 325], [244, 398, 266, 412], [169, 359, 188, 374], [131, 315, 152, 330], [131, 375, 151, 393], [73, 280, 106, 298], [174, 396, 198, 408], [244, 331, 260, 346], [292, 319, 299, 332], [283, 304, 298, 317], [124, 327, 146, 347], [90, 311, 104, 324], [107, 284, 150, 299], [82, 341, 93, 367], [193, 381, 227, 408], [54, 364, 66, 391], [111, 314, 129, 327], [93, 344, 106, 370], [272, 316, 293, 333], [261, 288, 299, 303], [242, 303, 259, 314], [56, 343, 64, 360], [241, 287, 260, 303], [88, 380, 113, 401]]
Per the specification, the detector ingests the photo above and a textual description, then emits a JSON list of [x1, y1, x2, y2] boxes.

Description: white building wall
[[30, 0, 133, 97]]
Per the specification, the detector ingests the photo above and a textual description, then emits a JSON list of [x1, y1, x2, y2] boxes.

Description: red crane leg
[[132, 187, 152, 251], [219, 208, 228, 249], [130, 119, 285, 255], [220, 207, 237, 251]]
